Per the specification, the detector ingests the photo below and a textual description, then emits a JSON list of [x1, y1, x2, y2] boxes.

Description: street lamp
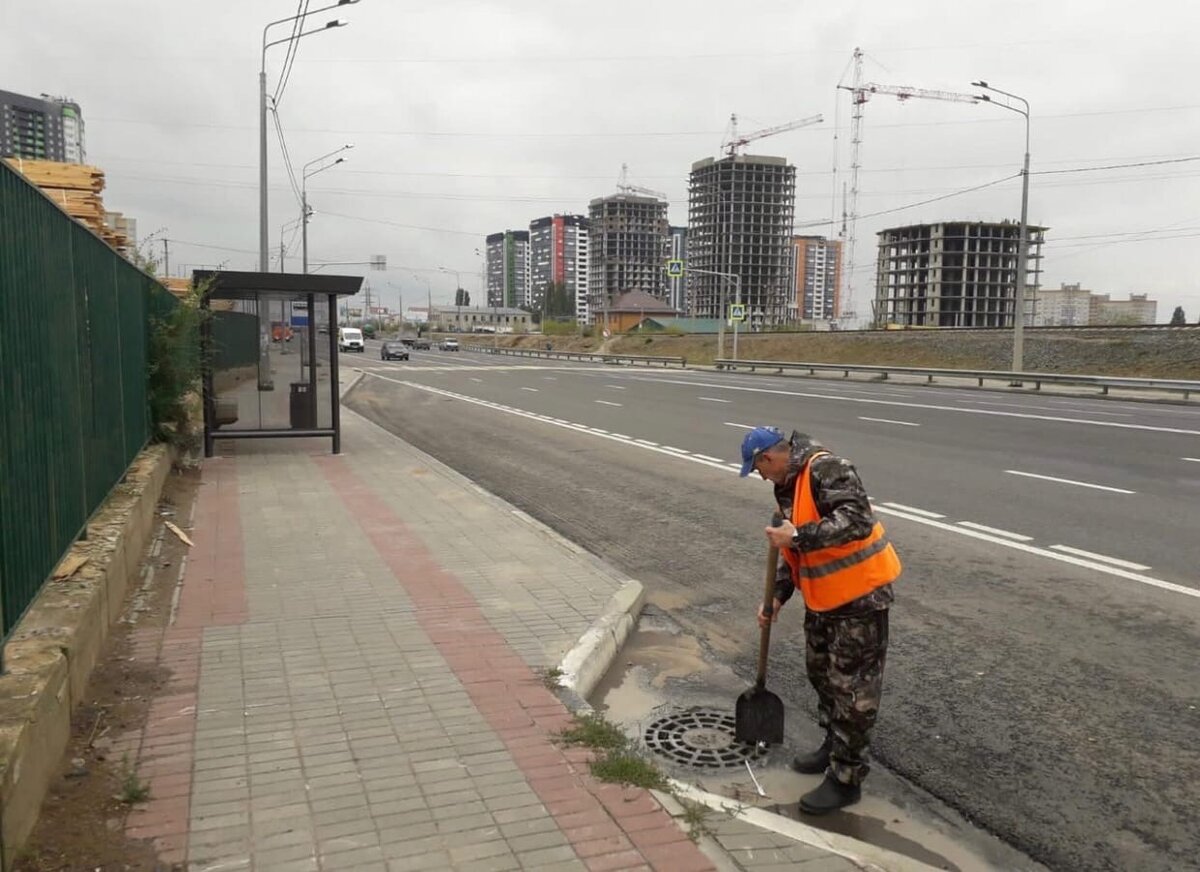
[[687, 266, 742, 361], [301, 144, 353, 274], [260, 2, 356, 271], [439, 266, 464, 333], [474, 246, 497, 350], [412, 272, 432, 333], [972, 80, 1031, 375]]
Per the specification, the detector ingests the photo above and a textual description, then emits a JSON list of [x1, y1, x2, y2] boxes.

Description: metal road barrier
[[713, 359, 1199, 400], [462, 345, 687, 368]]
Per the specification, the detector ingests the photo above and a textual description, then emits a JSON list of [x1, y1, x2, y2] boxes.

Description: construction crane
[[616, 163, 667, 201], [836, 47, 980, 324], [722, 113, 823, 157]]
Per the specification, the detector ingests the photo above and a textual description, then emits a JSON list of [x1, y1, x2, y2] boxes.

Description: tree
[[541, 281, 575, 319], [1170, 306, 1187, 326], [454, 287, 471, 307]]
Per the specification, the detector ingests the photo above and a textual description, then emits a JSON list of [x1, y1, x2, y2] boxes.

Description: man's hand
[[765, 519, 796, 549], [757, 598, 783, 628]]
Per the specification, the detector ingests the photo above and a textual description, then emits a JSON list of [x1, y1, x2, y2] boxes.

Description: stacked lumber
[[3, 157, 131, 253]]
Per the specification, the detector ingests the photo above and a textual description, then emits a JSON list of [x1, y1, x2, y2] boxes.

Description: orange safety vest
[[780, 452, 901, 612]]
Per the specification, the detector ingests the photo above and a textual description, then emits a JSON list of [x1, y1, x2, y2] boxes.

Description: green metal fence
[[0, 161, 173, 637]]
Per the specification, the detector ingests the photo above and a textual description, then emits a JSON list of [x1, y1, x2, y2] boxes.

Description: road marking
[[957, 521, 1033, 542], [1185, 457, 1200, 463], [635, 438, 659, 447], [881, 502, 944, 519], [595, 400, 623, 407], [470, 377, 482, 383], [1005, 470, 1135, 494], [661, 445, 688, 454], [591, 428, 609, 434], [1050, 545, 1151, 571], [364, 372, 1199, 602], [521, 387, 539, 392], [695, 454, 726, 463], [543, 376, 557, 381], [859, 416, 920, 427], [698, 396, 731, 403], [629, 376, 1200, 436], [606, 384, 626, 390], [724, 422, 755, 430], [873, 505, 1199, 601]]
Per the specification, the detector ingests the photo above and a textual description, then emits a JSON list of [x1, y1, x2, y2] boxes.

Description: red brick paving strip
[[120, 458, 248, 865], [318, 456, 715, 872]]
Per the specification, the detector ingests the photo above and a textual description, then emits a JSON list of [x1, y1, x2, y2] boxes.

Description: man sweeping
[[739, 426, 901, 814]]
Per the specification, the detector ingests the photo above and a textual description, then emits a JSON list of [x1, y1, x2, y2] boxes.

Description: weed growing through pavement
[[556, 712, 628, 750], [678, 797, 714, 842], [118, 754, 151, 804], [538, 666, 564, 690]]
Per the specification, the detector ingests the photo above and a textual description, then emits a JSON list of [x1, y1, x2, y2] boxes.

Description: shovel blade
[[735, 685, 785, 746]]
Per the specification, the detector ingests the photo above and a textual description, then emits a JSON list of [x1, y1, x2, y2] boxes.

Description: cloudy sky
[[6, 0, 1199, 321]]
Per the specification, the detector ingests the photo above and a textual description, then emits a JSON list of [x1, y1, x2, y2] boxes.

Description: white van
[[338, 327, 364, 352]]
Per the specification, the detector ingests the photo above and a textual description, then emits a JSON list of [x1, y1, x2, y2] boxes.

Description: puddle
[[592, 615, 1042, 872]]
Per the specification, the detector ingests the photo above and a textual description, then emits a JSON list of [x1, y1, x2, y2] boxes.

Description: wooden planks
[[3, 157, 131, 253]]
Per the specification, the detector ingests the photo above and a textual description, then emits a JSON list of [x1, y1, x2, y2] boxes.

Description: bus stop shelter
[[198, 270, 363, 457]]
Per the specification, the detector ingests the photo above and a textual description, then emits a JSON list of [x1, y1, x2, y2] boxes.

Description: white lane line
[[859, 416, 920, 427], [635, 438, 659, 447], [695, 454, 726, 464], [661, 445, 688, 454], [543, 376, 557, 381], [470, 377, 482, 383], [698, 396, 731, 404], [1050, 545, 1151, 571], [957, 521, 1033, 542], [1005, 469, 1135, 494], [871, 505, 1200, 601], [595, 399, 623, 407], [1185, 457, 1200, 463], [724, 422, 756, 430], [591, 428, 609, 434], [628, 376, 1200, 436], [881, 502, 944, 519], [364, 372, 1200, 602], [606, 384, 627, 390], [521, 387, 539, 392]]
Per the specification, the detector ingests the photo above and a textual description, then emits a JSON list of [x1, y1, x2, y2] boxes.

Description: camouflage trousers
[[804, 607, 889, 786]]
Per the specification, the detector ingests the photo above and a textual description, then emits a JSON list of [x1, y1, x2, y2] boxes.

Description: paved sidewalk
[[107, 409, 896, 871]]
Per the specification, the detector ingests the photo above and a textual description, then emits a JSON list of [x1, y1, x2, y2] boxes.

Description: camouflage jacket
[[772, 431, 894, 616]]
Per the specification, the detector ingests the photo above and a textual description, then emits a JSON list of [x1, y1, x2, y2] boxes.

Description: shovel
[[735, 517, 786, 746]]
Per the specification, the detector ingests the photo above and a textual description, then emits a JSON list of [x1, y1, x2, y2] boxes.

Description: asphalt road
[[346, 343, 1200, 872]]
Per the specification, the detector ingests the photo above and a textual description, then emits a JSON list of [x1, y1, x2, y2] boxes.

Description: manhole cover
[[643, 708, 770, 769]]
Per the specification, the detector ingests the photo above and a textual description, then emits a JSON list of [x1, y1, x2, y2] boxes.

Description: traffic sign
[[666, 259, 684, 278], [729, 303, 746, 322]]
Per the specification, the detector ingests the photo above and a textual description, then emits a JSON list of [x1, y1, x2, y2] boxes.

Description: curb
[[557, 579, 646, 701], [669, 781, 942, 872]]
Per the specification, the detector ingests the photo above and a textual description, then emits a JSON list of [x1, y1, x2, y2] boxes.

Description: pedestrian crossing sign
[[729, 303, 746, 322], [666, 259, 684, 278]]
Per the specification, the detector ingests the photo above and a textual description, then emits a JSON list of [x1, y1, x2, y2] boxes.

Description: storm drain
[[643, 708, 770, 769]]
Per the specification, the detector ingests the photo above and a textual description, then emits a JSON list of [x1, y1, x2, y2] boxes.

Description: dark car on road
[[380, 340, 410, 361]]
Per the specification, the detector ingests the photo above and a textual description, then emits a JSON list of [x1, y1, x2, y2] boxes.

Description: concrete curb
[[557, 579, 646, 702], [669, 781, 942, 872]]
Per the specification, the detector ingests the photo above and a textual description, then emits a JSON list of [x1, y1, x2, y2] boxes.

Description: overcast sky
[[6, 0, 1199, 321]]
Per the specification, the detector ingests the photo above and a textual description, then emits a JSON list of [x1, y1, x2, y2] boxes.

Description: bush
[[147, 283, 207, 451]]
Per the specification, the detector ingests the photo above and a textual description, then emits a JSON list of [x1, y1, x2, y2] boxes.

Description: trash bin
[[289, 381, 316, 429]]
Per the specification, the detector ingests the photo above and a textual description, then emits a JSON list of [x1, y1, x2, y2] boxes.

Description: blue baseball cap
[[739, 426, 785, 477]]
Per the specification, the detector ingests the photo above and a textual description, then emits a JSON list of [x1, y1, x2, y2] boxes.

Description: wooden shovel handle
[[756, 516, 783, 687]]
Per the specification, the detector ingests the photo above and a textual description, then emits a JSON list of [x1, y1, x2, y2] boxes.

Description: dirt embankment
[[489, 329, 1200, 379]]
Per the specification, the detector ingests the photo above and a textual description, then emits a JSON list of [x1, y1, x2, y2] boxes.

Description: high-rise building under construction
[[874, 221, 1046, 328], [687, 155, 796, 329], [587, 193, 670, 323]]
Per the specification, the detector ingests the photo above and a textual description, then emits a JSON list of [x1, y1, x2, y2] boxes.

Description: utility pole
[[161, 238, 170, 278]]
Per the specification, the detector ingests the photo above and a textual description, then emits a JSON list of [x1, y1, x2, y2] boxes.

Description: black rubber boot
[[790, 736, 832, 774], [799, 775, 861, 815]]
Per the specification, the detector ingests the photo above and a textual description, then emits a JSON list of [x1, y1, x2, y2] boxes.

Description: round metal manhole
[[643, 708, 770, 769]]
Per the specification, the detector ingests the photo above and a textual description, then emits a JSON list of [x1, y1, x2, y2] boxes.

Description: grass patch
[[538, 666, 564, 690], [591, 752, 668, 791], [556, 713, 628, 750], [118, 755, 151, 804], [678, 797, 714, 842]]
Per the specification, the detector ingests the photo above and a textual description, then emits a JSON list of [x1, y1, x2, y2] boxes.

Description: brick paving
[[114, 411, 870, 871]]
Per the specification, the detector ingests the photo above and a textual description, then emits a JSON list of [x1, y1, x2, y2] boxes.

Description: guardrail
[[713, 359, 1199, 400], [462, 345, 687, 368]]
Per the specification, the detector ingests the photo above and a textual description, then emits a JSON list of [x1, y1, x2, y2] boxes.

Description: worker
[[739, 426, 901, 814]]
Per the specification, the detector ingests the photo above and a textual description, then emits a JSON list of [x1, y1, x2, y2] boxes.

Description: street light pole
[[259, 3, 355, 271], [687, 266, 741, 361], [301, 144, 353, 274], [973, 81, 1031, 375]]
